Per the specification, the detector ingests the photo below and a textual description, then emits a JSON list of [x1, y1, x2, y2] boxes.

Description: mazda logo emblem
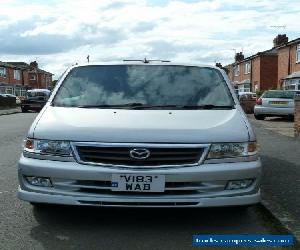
[[129, 148, 151, 160]]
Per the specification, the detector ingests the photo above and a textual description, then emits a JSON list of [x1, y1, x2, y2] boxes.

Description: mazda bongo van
[[18, 61, 261, 208]]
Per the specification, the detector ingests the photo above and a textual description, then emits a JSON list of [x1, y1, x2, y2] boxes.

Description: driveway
[[248, 115, 294, 137]]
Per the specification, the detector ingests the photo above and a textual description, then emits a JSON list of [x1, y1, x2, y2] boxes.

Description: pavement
[[0, 107, 21, 116], [0, 113, 299, 250], [248, 115, 295, 137], [249, 115, 300, 241]]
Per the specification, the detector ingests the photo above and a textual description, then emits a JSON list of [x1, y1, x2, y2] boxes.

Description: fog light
[[226, 179, 253, 190], [26, 176, 52, 187]]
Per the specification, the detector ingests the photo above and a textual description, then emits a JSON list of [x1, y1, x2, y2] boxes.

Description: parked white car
[[254, 90, 300, 120], [18, 62, 261, 208]]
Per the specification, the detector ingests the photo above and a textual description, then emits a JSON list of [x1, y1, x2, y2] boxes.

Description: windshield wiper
[[129, 105, 179, 109], [129, 104, 235, 110], [76, 103, 145, 109], [73, 103, 234, 110], [76, 104, 182, 109], [180, 105, 235, 110]]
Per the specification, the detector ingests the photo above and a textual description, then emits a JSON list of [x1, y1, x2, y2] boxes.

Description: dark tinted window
[[262, 91, 295, 99], [27, 92, 48, 98], [53, 65, 233, 108]]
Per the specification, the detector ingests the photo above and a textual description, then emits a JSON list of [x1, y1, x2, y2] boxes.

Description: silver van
[[18, 62, 261, 208]]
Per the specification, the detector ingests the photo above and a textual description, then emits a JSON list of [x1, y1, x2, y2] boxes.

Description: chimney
[[235, 52, 244, 62], [29, 61, 38, 68], [273, 34, 288, 47]]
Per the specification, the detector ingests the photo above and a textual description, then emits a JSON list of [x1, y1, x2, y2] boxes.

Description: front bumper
[[18, 155, 261, 207], [18, 187, 260, 207]]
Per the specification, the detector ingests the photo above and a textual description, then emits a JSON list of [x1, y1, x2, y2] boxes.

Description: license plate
[[269, 101, 288, 105], [111, 174, 165, 192]]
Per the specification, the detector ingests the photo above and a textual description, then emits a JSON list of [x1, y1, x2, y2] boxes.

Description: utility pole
[[270, 25, 286, 29], [269, 25, 286, 34], [231, 48, 237, 60]]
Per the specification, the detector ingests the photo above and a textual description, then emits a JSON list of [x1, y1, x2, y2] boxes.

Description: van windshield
[[52, 65, 234, 109]]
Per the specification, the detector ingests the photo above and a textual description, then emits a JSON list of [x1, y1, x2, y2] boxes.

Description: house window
[[0, 67, 6, 77], [238, 83, 250, 93], [30, 74, 36, 80], [234, 65, 240, 76], [243, 83, 250, 92], [244, 62, 251, 74], [297, 44, 300, 63], [14, 69, 21, 80], [284, 78, 300, 90], [5, 86, 13, 95]]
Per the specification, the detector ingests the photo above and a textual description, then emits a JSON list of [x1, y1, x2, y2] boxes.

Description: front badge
[[129, 148, 151, 160]]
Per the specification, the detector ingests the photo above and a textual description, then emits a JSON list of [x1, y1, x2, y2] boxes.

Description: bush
[[255, 90, 265, 97]]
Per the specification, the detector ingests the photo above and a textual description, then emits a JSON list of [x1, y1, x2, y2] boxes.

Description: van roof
[[70, 61, 219, 70]]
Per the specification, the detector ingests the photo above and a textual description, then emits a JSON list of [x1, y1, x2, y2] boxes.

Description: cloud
[[132, 22, 156, 32], [0, 0, 299, 78], [0, 22, 126, 55], [104, 1, 128, 9]]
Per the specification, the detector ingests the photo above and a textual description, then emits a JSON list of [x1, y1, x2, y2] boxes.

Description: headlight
[[24, 138, 72, 156], [207, 142, 257, 159]]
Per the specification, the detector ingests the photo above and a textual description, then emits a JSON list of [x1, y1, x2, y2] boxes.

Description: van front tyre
[[30, 202, 47, 208]]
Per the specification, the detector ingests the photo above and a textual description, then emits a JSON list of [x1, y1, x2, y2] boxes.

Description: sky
[[0, 0, 299, 79]]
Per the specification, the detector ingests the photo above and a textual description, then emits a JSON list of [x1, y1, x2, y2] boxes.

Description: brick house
[[276, 37, 300, 90], [224, 49, 278, 93], [0, 62, 26, 96], [0, 61, 53, 96], [224, 34, 300, 94]]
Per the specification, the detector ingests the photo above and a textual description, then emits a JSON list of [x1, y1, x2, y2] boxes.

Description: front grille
[[53, 179, 226, 196], [75, 145, 205, 167], [79, 188, 199, 196], [73, 180, 204, 189]]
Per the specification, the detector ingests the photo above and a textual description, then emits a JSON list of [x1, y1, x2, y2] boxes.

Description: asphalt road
[[0, 113, 297, 250]]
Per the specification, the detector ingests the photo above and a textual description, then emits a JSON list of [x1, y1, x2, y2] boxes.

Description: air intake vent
[[78, 200, 199, 207]]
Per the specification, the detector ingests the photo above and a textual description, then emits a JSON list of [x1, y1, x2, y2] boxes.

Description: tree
[[52, 80, 58, 89]]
